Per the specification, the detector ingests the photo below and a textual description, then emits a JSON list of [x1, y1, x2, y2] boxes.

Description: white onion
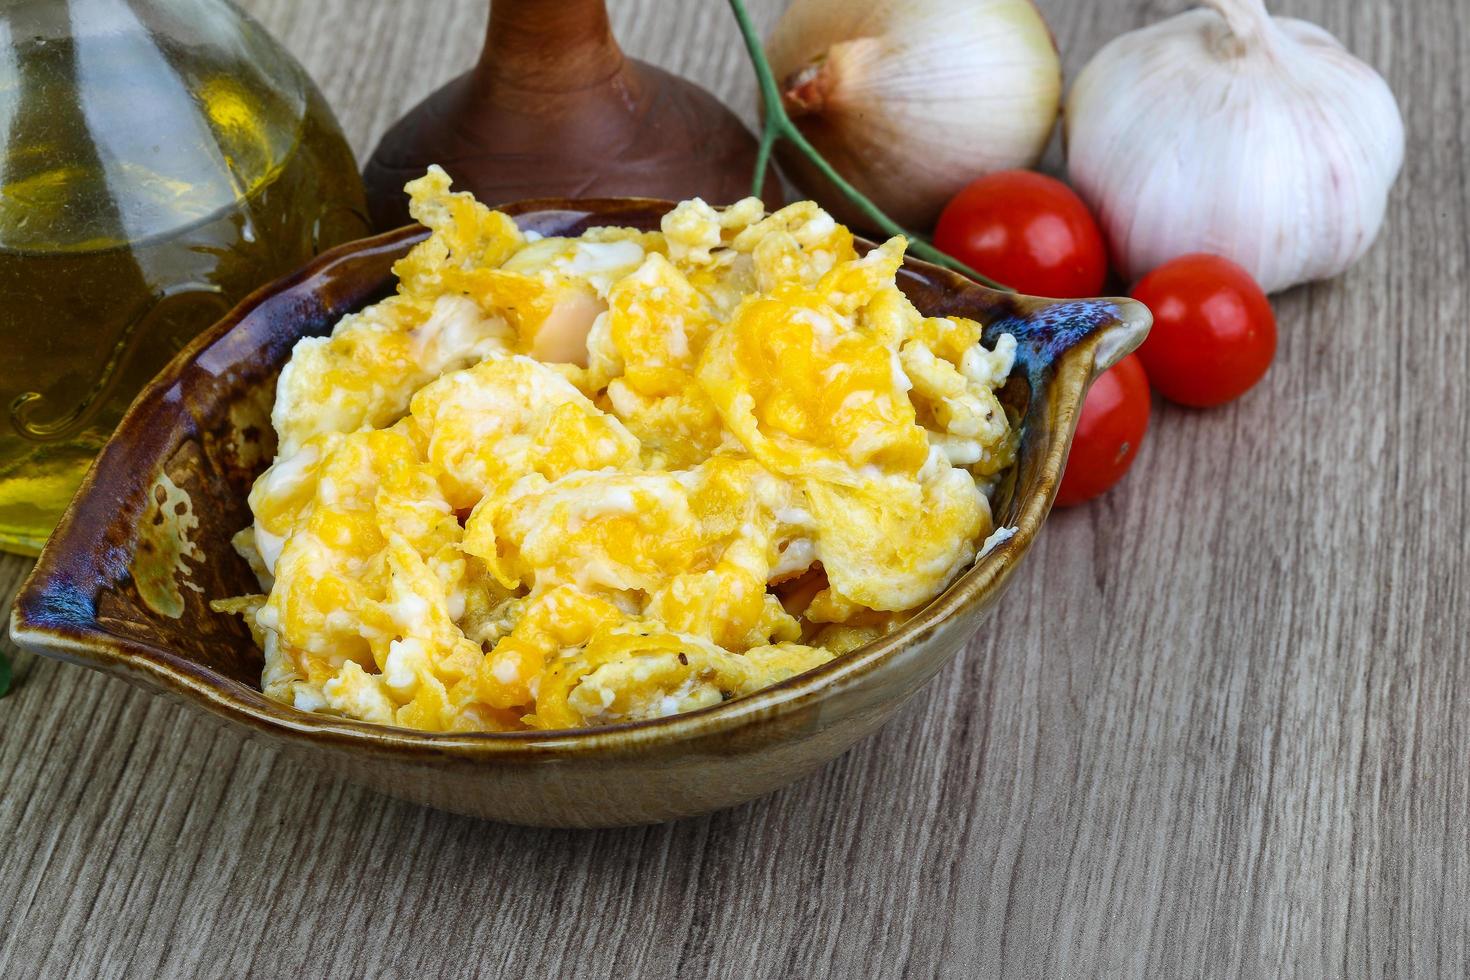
[[765, 0, 1062, 229]]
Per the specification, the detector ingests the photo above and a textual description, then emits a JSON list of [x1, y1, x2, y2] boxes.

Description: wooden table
[[3, 0, 1464, 976]]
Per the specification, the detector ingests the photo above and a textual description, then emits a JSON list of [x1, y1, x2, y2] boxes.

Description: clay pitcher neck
[[476, 0, 625, 92]]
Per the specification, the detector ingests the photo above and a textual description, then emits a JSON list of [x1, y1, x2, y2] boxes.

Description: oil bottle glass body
[[0, 0, 368, 554]]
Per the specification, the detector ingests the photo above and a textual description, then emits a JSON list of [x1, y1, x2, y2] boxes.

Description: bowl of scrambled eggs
[[11, 172, 1149, 826]]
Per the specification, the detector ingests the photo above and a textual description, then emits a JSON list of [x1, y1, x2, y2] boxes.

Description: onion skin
[[765, 0, 1062, 231]]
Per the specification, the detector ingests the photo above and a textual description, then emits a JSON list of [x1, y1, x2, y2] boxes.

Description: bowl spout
[[983, 295, 1153, 384]]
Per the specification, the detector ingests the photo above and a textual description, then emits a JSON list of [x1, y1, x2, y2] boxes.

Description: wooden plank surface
[[2, 0, 1465, 976]]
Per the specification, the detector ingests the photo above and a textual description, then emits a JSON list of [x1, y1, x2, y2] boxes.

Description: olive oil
[[0, 2, 368, 554]]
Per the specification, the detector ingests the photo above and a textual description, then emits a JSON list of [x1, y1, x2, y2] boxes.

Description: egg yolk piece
[[698, 286, 930, 482], [466, 471, 702, 595], [409, 354, 640, 509], [802, 456, 990, 614], [590, 253, 728, 467]]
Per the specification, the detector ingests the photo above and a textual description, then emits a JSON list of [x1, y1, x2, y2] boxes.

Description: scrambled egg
[[219, 167, 1017, 732]]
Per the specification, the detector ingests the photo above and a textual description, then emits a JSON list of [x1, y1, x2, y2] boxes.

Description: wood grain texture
[[1, 0, 1465, 976]]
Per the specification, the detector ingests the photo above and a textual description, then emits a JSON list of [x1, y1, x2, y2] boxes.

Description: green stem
[[727, 0, 1010, 292], [752, 121, 778, 200]]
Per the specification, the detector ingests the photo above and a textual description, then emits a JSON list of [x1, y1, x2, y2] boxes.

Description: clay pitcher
[[363, 0, 777, 229]]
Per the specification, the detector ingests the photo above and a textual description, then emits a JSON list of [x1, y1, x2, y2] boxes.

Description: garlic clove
[[1064, 1, 1404, 294]]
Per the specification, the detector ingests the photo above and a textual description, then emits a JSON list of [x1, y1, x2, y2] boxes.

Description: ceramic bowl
[[9, 199, 1149, 827]]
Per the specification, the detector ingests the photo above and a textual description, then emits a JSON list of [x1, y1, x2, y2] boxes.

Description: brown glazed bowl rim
[[10, 197, 1151, 759]]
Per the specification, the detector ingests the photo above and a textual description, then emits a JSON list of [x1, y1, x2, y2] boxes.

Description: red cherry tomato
[[933, 171, 1108, 298], [1130, 254, 1277, 407], [1055, 354, 1150, 507]]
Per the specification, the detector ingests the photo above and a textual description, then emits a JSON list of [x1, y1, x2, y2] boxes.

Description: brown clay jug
[[363, 0, 777, 230]]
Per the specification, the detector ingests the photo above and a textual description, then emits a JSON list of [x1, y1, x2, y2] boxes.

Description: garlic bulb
[[765, 0, 1061, 230], [1065, 0, 1404, 294]]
